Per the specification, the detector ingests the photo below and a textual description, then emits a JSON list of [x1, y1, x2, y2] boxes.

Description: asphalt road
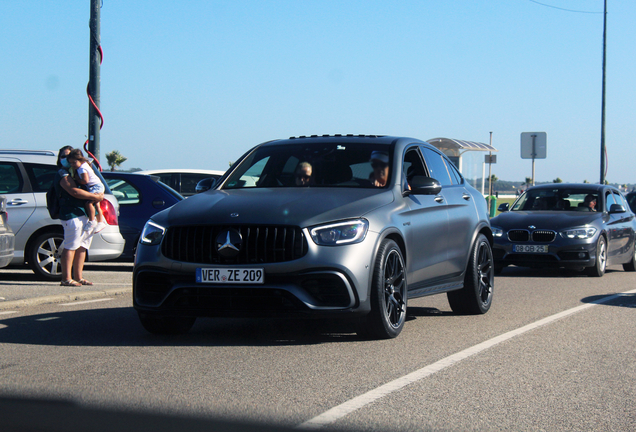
[[0, 263, 635, 431]]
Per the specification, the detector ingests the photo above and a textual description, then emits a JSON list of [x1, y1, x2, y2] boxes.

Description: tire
[[585, 235, 606, 277], [447, 234, 494, 315], [27, 231, 65, 281], [357, 239, 407, 339], [622, 239, 636, 272], [138, 312, 196, 335]]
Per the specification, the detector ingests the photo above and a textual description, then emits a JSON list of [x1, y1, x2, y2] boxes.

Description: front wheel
[[447, 234, 494, 315], [622, 239, 636, 272], [138, 312, 196, 335], [27, 231, 65, 281], [357, 239, 407, 339], [586, 235, 606, 277]]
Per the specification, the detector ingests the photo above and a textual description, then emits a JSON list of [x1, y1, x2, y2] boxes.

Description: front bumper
[[133, 231, 379, 318], [493, 236, 597, 269]]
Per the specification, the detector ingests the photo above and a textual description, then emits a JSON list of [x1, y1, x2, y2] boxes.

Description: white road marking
[[59, 298, 113, 306], [0, 311, 18, 316], [297, 289, 636, 430]]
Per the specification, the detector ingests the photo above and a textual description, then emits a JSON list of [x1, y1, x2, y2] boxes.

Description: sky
[[1, 0, 634, 184]]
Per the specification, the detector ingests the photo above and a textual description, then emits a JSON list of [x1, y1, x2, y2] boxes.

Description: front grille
[[532, 230, 556, 243], [508, 230, 530, 242], [162, 225, 308, 264]]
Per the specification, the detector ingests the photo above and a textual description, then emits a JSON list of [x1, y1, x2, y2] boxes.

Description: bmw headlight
[[140, 220, 166, 245], [561, 227, 597, 239], [492, 226, 504, 237], [310, 219, 369, 246]]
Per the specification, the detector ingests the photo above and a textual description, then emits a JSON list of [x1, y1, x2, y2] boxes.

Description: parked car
[[137, 169, 225, 197], [102, 172, 183, 260], [491, 183, 636, 276], [133, 135, 494, 339], [0, 150, 125, 279], [624, 191, 636, 214], [0, 195, 15, 268]]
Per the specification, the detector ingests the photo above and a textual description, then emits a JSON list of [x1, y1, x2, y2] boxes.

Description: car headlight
[[492, 226, 504, 237], [310, 219, 369, 246], [561, 227, 597, 239], [140, 221, 166, 245]]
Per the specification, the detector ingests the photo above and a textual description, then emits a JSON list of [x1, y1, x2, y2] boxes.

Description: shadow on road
[[0, 306, 377, 347], [581, 292, 636, 308], [495, 266, 623, 278]]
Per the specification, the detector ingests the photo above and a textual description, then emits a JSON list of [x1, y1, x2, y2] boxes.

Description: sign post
[[521, 132, 547, 185]]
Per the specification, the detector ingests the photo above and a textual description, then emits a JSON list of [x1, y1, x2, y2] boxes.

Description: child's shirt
[[77, 162, 101, 189]]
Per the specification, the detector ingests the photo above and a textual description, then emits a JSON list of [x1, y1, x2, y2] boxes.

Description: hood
[[490, 210, 601, 230], [156, 187, 394, 227]]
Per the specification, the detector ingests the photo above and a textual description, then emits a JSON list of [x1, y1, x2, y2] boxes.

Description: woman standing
[[55, 146, 104, 286]]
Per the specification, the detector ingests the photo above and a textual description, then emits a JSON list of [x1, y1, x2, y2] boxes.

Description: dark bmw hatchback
[[491, 183, 636, 276]]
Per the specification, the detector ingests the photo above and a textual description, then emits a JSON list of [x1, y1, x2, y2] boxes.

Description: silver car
[[0, 150, 125, 279], [133, 135, 494, 339], [0, 195, 15, 268]]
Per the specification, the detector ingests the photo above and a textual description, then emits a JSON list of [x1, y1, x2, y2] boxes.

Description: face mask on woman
[[60, 158, 70, 169]]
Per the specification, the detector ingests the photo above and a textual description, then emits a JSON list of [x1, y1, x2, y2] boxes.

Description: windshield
[[512, 188, 600, 212], [222, 142, 393, 189]]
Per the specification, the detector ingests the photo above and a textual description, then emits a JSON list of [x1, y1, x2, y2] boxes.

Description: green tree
[[553, 177, 563, 183], [105, 150, 127, 171]]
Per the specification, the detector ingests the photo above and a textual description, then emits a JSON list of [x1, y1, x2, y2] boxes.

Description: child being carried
[[67, 148, 107, 234]]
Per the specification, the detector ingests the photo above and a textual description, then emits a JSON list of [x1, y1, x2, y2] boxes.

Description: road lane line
[[58, 298, 114, 306], [298, 289, 636, 430]]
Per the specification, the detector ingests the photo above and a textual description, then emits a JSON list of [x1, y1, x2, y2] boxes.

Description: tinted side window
[[420, 147, 452, 186], [403, 148, 427, 185], [605, 191, 616, 212], [106, 178, 141, 205], [24, 163, 58, 192], [0, 163, 23, 193], [612, 191, 626, 209], [446, 158, 463, 184]]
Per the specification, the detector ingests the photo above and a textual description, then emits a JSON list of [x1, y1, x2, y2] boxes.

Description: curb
[[0, 287, 131, 311]]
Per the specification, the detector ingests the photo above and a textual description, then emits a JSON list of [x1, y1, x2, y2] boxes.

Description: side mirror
[[609, 203, 626, 214], [406, 176, 442, 195], [497, 202, 510, 212], [195, 177, 217, 193]]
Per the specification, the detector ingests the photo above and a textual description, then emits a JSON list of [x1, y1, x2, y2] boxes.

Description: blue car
[[102, 172, 183, 260]]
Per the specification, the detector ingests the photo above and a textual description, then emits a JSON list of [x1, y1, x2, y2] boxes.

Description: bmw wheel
[[447, 234, 494, 315], [586, 235, 607, 277], [358, 239, 407, 339], [622, 239, 636, 272], [27, 231, 65, 281]]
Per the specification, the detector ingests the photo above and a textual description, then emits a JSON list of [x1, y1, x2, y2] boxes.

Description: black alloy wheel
[[447, 234, 494, 315], [358, 239, 407, 339]]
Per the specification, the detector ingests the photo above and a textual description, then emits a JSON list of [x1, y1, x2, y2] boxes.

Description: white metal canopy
[[426, 137, 498, 153]]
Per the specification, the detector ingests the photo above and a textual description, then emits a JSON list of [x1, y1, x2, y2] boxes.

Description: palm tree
[[105, 150, 127, 171]]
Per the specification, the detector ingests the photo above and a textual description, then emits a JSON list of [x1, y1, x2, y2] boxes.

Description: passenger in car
[[369, 151, 389, 187], [294, 162, 313, 186], [583, 194, 597, 211]]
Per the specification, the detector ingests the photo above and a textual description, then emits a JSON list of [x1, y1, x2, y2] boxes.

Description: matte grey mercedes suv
[[133, 135, 494, 339]]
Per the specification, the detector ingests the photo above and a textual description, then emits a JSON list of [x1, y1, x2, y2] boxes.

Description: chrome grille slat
[[162, 225, 307, 264]]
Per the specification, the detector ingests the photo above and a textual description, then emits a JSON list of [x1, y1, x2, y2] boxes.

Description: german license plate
[[196, 268, 264, 284], [513, 244, 548, 253]]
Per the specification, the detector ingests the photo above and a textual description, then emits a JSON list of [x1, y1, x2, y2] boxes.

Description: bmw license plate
[[196, 268, 264, 284], [513, 244, 548, 253]]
